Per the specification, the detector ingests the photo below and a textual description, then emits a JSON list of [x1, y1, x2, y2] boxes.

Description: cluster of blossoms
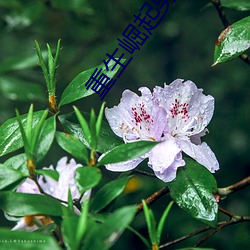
[[11, 157, 89, 231], [104, 79, 219, 182]]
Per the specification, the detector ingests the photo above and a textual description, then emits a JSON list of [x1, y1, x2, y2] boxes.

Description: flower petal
[[179, 139, 219, 173], [105, 88, 167, 142], [148, 137, 185, 182], [16, 178, 40, 194], [153, 79, 214, 136], [105, 157, 145, 172]]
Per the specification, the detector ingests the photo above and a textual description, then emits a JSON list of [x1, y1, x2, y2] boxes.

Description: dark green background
[[0, 0, 249, 249]]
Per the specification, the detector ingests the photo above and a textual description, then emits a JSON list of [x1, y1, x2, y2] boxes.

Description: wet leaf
[[0, 192, 65, 216], [0, 228, 60, 250], [59, 112, 123, 153], [0, 111, 44, 157], [59, 59, 125, 107], [98, 141, 158, 166], [213, 16, 250, 65], [168, 159, 218, 227], [83, 205, 137, 250], [91, 176, 132, 213], [221, 0, 250, 11], [0, 164, 27, 190], [75, 167, 102, 194]]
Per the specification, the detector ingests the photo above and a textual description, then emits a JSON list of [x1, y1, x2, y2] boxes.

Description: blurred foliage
[[0, 0, 249, 249]]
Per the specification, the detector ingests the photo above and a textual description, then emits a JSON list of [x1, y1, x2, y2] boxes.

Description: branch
[[159, 216, 250, 249], [136, 186, 169, 215], [218, 176, 250, 198], [210, 0, 250, 66], [193, 216, 250, 247], [134, 169, 156, 178]]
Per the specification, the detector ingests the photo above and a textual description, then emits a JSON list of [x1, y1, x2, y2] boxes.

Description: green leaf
[[0, 76, 46, 102], [56, 131, 89, 165], [96, 102, 106, 140], [0, 192, 65, 216], [0, 228, 60, 250], [36, 169, 59, 181], [0, 110, 44, 157], [62, 215, 80, 250], [97, 141, 159, 166], [221, 0, 250, 11], [73, 106, 91, 147], [59, 112, 123, 153], [36, 116, 56, 162], [4, 154, 28, 175], [0, 164, 27, 190], [62, 201, 89, 250], [213, 16, 250, 65], [75, 167, 102, 194], [91, 176, 132, 213], [59, 59, 125, 107], [89, 108, 97, 150], [0, 51, 47, 74], [157, 201, 174, 244], [168, 159, 218, 227], [142, 200, 157, 245], [83, 205, 137, 250]]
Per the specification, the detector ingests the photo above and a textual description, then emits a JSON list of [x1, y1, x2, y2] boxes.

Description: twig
[[218, 176, 250, 198], [136, 186, 169, 215], [159, 216, 250, 249], [218, 206, 235, 218], [210, 0, 250, 66], [193, 216, 250, 247], [134, 169, 156, 178]]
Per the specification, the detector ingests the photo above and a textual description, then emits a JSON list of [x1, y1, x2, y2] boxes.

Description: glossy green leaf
[[4, 153, 28, 175], [168, 159, 218, 227], [142, 200, 157, 245], [56, 131, 89, 165], [75, 167, 102, 194], [0, 164, 27, 190], [0, 111, 44, 157], [0, 192, 65, 216], [83, 205, 137, 250], [0, 76, 46, 102], [91, 176, 132, 213], [36, 114, 55, 162], [73, 106, 91, 146], [0, 228, 60, 250], [59, 112, 123, 153], [96, 102, 106, 140], [221, 0, 250, 11], [59, 59, 125, 107], [213, 16, 250, 65], [98, 141, 159, 166], [157, 201, 174, 244], [62, 215, 80, 250], [36, 169, 59, 181], [62, 201, 89, 250]]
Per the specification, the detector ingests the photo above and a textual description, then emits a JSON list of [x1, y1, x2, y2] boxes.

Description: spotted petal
[[153, 79, 214, 136], [105, 88, 167, 142]]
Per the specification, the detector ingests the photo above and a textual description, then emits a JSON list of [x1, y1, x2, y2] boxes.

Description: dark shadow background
[[0, 0, 249, 249]]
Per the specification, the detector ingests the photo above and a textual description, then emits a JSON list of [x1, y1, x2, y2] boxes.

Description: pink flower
[[104, 79, 219, 182], [12, 157, 90, 231]]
